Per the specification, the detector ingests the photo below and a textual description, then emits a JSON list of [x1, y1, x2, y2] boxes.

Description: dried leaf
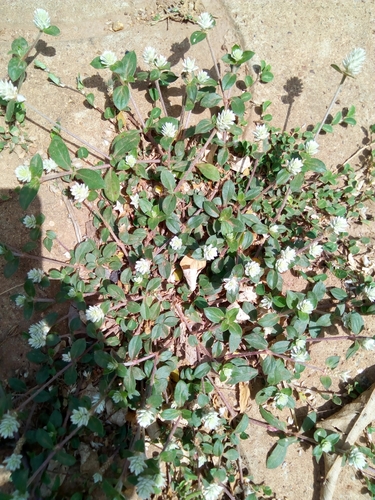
[[180, 254, 206, 291], [238, 382, 250, 413], [231, 156, 251, 175]]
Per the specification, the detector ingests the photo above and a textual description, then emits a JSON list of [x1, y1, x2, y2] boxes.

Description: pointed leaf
[[113, 84, 130, 110], [48, 136, 71, 171], [104, 169, 120, 202], [75, 169, 105, 189], [19, 178, 40, 210], [197, 163, 220, 182]]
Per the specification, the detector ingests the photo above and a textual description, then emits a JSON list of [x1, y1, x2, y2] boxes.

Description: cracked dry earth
[[1, 1, 375, 499]]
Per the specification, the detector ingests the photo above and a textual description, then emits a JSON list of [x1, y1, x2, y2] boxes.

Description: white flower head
[[112, 390, 124, 403], [197, 12, 215, 30], [85, 304, 104, 323], [170, 236, 183, 251], [143, 46, 157, 66], [269, 224, 279, 234], [137, 476, 155, 499], [348, 447, 367, 470], [253, 124, 268, 141], [135, 258, 151, 275], [274, 392, 289, 409], [100, 50, 117, 68], [93, 472, 103, 483], [154, 54, 168, 70], [15, 294, 27, 307], [231, 48, 244, 62], [275, 258, 289, 273], [290, 345, 309, 362], [329, 216, 349, 235], [223, 276, 239, 293], [197, 70, 210, 85], [280, 246, 296, 264], [15, 165, 32, 183], [309, 242, 323, 258], [342, 48, 366, 77], [202, 482, 223, 500], [71, 407, 90, 427], [23, 214, 37, 229], [364, 285, 375, 302], [161, 122, 177, 138], [304, 140, 319, 156], [43, 158, 58, 173], [136, 408, 156, 428], [91, 392, 105, 414], [202, 410, 221, 431], [27, 268, 44, 283], [10, 491, 29, 500], [216, 109, 236, 132], [28, 320, 50, 349], [260, 296, 273, 309], [67, 288, 76, 298], [0, 412, 20, 439], [362, 338, 375, 351], [128, 453, 147, 476], [0, 80, 25, 102], [130, 193, 140, 209], [297, 299, 314, 315], [62, 352, 71, 363], [153, 472, 166, 489], [203, 244, 218, 261], [133, 275, 143, 284], [3, 453, 22, 472], [245, 260, 262, 278], [33, 8, 51, 30], [286, 157, 303, 175], [183, 57, 199, 73], [125, 154, 137, 168], [321, 439, 334, 453], [70, 182, 89, 203]]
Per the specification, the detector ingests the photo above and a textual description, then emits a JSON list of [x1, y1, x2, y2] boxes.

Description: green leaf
[[204, 307, 225, 323], [266, 438, 297, 469], [128, 335, 142, 360], [71, 338, 86, 359], [195, 118, 214, 134], [347, 312, 364, 334], [160, 170, 176, 192], [222, 180, 235, 205], [161, 409, 181, 420], [11, 37, 29, 58], [19, 178, 40, 210], [75, 169, 105, 189], [200, 92, 222, 108], [325, 356, 340, 369], [300, 411, 317, 432], [234, 413, 249, 433], [320, 376, 332, 390], [104, 169, 120, 202], [113, 84, 130, 111], [231, 96, 245, 116], [304, 157, 327, 173], [48, 136, 71, 171], [86, 93, 95, 106], [174, 380, 189, 407], [43, 25, 60, 36], [5, 99, 16, 122], [222, 73, 236, 91], [88, 416, 104, 436], [4, 257, 20, 278], [275, 169, 291, 186], [261, 71, 274, 83], [193, 362, 211, 379], [8, 57, 27, 82], [258, 313, 280, 328], [190, 30, 206, 45], [36, 428, 54, 449], [330, 288, 347, 301], [259, 406, 286, 431], [112, 51, 137, 80], [229, 331, 242, 352], [162, 194, 177, 216], [56, 452, 76, 466], [197, 163, 220, 182], [111, 130, 140, 159], [203, 200, 220, 218], [107, 284, 126, 301]]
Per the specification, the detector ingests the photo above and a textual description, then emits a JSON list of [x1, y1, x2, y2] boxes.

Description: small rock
[[112, 21, 124, 31]]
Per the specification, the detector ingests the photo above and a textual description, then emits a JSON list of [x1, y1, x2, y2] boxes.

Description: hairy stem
[[25, 102, 110, 160], [314, 74, 346, 141], [155, 79, 168, 117]]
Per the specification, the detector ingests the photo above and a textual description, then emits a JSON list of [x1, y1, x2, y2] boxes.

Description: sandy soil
[[0, 1, 374, 498]]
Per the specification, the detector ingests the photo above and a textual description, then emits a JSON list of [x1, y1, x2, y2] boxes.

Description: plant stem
[[25, 102, 110, 160], [314, 74, 346, 141], [174, 128, 217, 192], [128, 84, 145, 128], [155, 79, 168, 117], [271, 186, 291, 224], [206, 34, 222, 93]]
